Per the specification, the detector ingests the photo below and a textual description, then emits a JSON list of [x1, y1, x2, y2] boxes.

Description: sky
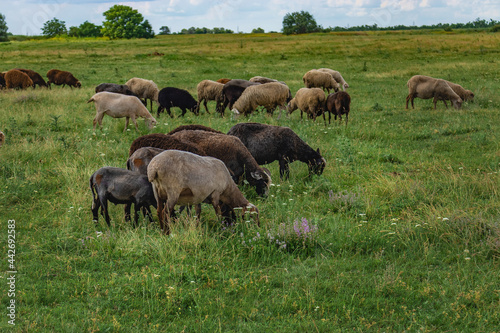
[[1, 0, 499, 35]]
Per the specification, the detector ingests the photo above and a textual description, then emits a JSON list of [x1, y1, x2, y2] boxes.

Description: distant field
[[0, 31, 499, 331]]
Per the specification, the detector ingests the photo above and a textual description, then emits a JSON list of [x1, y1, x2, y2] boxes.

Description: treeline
[[175, 27, 234, 35], [324, 18, 500, 32]]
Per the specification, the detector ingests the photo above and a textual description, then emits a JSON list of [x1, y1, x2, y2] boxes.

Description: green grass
[[0, 31, 499, 332]]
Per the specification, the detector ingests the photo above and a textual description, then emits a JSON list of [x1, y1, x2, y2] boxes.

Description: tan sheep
[[406, 75, 462, 110], [302, 70, 340, 93], [147, 150, 259, 234], [88, 92, 157, 132], [4, 69, 33, 90], [231, 82, 292, 117], [196, 79, 224, 114], [316, 68, 349, 90], [287, 87, 327, 123], [125, 77, 159, 112], [444, 80, 474, 103]]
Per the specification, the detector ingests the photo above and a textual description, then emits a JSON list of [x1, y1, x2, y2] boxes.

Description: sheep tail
[[87, 97, 94, 103]]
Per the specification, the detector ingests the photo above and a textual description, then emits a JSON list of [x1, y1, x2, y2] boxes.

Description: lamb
[[302, 69, 340, 93], [16, 69, 48, 88], [0, 131, 5, 147], [125, 77, 159, 113], [46, 69, 81, 89], [90, 167, 157, 227], [406, 75, 462, 110], [231, 81, 292, 117], [127, 147, 165, 175], [88, 92, 157, 132], [228, 123, 326, 180], [196, 80, 224, 114], [4, 69, 33, 90], [157, 87, 199, 117], [218, 79, 261, 115], [326, 91, 351, 125], [170, 130, 272, 197], [129, 133, 206, 157], [287, 87, 327, 123], [147, 150, 259, 235], [316, 68, 349, 90]]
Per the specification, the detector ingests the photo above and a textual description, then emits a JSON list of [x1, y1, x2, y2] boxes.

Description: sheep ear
[[316, 148, 320, 154], [251, 171, 263, 180]]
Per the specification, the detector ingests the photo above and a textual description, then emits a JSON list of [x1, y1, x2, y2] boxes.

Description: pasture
[[0, 31, 499, 331]]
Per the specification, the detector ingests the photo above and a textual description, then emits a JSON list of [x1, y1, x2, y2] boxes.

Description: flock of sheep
[[0, 66, 474, 235]]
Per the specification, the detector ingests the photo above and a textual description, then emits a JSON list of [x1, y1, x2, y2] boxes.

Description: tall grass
[[0, 31, 499, 331]]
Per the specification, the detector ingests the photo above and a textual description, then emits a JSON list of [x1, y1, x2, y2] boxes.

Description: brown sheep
[[47, 69, 81, 89], [166, 124, 223, 136], [129, 133, 206, 157], [326, 91, 351, 125], [287, 87, 326, 123], [4, 69, 33, 90], [16, 69, 48, 88], [406, 75, 462, 110]]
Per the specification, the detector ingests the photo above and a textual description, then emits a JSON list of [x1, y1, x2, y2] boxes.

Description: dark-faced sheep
[[129, 133, 206, 157], [127, 147, 165, 175], [4, 69, 33, 90], [157, 87, 200, 117], [170, 130, 271, 197], [95, 83, 143, 101], [231, 82, 292, 117], [287, 87, 327, 123], [47, 69, 81, 89], [125, 77, 159, 112], [196, 80, 224, 114], [406, 75, 462, 110], [147, 150, 259, 235], [218, 79, 261, 116], [90, 167, 157, 227], [326, 91, 351, 125], [16, 69, 48, 88], [88, 92, 157, 132], [316, 68, 349, 90], [228, 122, 326, 180], [303, 70, 340, 93]]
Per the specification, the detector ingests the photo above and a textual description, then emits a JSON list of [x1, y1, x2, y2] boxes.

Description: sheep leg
[[130, 116, 139, 131], [91, 196, 100, 222], [279, 158, 290, 180], [100, 198, 111, 227], [124, 203, 132, 222], [166, 106, 174, 118], [180, 108, 187, 117], [203, 100, 210, 114], [345, 113, 349, 126], [195, 204, 202, 222], [156, 199, 168, 234]]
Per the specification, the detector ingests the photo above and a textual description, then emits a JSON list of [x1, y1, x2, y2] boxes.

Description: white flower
[[442, 217, 449, 221]]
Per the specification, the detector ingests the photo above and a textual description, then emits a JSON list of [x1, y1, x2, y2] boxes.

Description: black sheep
[[157, 87, 199, 117], [227, 122, 326, 180]]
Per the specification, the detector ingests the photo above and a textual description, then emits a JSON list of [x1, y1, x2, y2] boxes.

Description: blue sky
[[1, 0, 499, 35]]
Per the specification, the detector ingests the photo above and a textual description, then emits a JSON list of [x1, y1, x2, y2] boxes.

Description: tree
[[282, 11, 319, 35], [69, 21, 102, 37], [101, 5, 154, 39], [252, 27, 265, 34], [0, 13, 8, 42], [159, 26, 170, 35], [42, 18, 67, 37]]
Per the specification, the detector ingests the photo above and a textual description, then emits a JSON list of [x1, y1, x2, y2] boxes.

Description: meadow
[[0, 30, 499, 332]]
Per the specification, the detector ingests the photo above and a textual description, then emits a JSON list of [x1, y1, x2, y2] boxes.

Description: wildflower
[[464, 257, 471, 261], [359, 213, 366, 216], [415, 224, 421, 227], [442, 217, 449, 221]]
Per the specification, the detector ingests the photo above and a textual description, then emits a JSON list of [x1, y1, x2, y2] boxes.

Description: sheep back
[[129, 133, 206, 157]]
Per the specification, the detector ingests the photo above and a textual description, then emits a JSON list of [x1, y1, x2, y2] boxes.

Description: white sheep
[[406, 75, 462, 110], [302, 70, 340, 93], [196, 79, 224, 114], [231, 82, 292, 117], [147, 149, 259, 234], [316, 68, 349, 90], [125, 77, 159, 112], [88, 92, 157, 132], [287, 88, 327, 123]]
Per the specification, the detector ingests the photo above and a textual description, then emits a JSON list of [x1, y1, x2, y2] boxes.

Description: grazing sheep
[[406, 75, 462, 110], [16, 69, 48, 88], [95, 83, 143, 102], [444, 80, 474, 103], [216, 78, 231, 84], [0, 131, 5, 147], [231, 82, 292, 117], [127, 147, 165, 175], [4, 69, 33, 90], [125, 77, 159, 112], [88, 92, 157, 132], [196, 80, 224, 114], [228, 123, 326, 180], [46, 69, 81, 89], [166, 124, 223, 136], [326, 91, 351, 125], [129, 133, 206, 157], [218, 79, 261, 116], [157, 87, 199, 117], [302, 69, 340, 93], [287, 87, 327, 123], [147, 150, 259, 234], [316, 68, 349, 90], [170, 130, 272, 197], [90, 167, 157, 227]]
